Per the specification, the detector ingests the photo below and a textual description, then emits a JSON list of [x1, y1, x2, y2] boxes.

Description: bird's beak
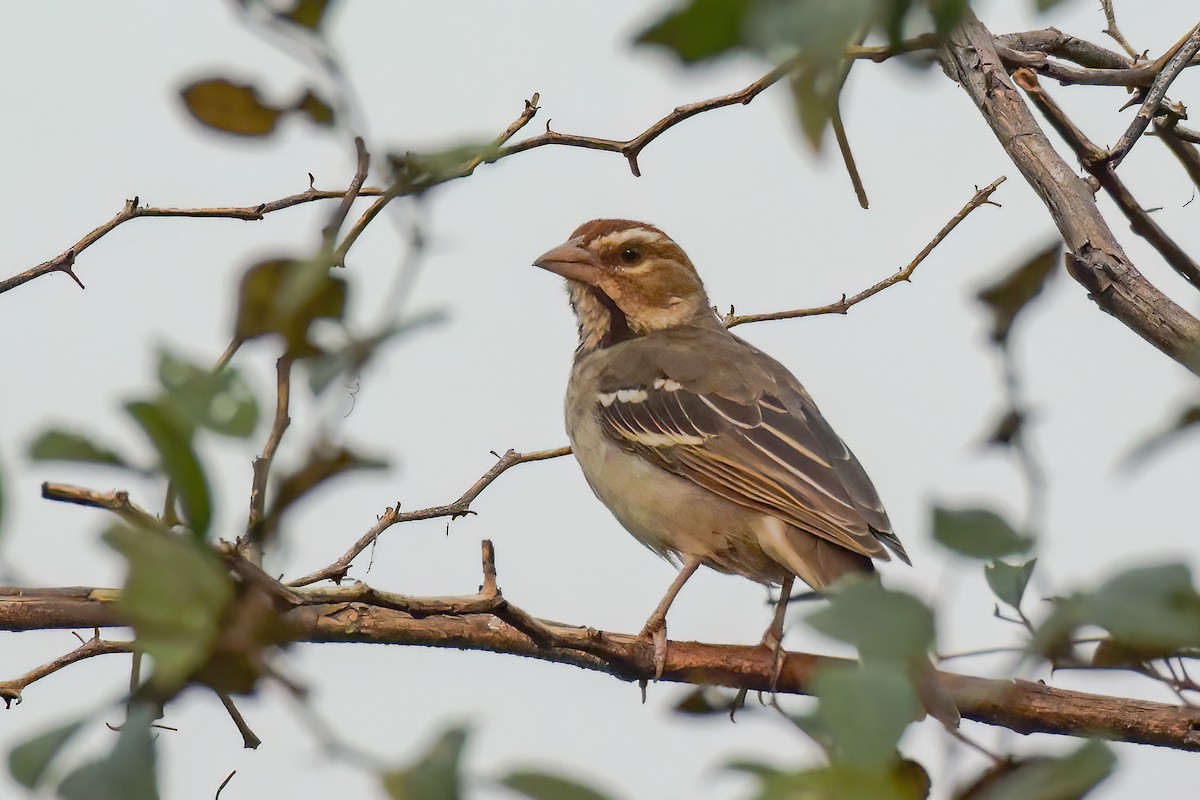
[[533, 236, 602, 285]]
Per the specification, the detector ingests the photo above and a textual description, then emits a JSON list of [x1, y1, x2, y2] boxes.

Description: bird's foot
[[639, 616, 669, 681], [757, 628, 787, 693]]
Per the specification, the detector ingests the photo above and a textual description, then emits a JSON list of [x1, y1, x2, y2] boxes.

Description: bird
[[533, 218, 912, 683]]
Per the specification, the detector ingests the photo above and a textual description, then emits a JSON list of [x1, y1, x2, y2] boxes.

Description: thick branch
[[4, 585, 1200, 751], [940, 11, 1200, 375]]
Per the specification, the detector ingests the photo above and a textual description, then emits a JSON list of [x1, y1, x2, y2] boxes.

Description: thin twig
[[1102, 0, 1142, 60], [244, 355, 295, 563], [1154, 118, 1200, 188], [1105, 21, 1200, 167], [321, 136, 371, 256], [286, 446, 571, 587], [217, 691, 262, 750], [332, 94, 542, 266], [0, 634, 132, 707], [724, 176, 1006, 327], [0, 185, 386, 296], [41, 483, 162, 530]]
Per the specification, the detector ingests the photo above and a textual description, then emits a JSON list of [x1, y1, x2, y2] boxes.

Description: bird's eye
[[619, 247, 641, 264]]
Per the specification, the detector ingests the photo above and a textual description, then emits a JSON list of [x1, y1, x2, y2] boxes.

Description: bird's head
[[534, 219, 714, 351]]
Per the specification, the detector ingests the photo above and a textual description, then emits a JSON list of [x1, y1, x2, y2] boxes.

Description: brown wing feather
[[596, 381, 898, 561]]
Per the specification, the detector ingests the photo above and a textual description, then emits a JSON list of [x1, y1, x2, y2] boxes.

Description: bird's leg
[[760, 574, 795, 690], [639, 556, 701, 681]]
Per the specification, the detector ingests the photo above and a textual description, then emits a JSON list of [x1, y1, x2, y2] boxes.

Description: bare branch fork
[[940, 10, 1200, 376], [5, 541, 1200, 752]]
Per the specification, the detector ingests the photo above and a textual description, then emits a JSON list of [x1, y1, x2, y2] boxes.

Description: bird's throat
[[568, 282, 634, 354]]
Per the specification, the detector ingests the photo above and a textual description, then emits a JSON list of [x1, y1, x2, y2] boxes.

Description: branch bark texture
[[941, 11, 1200, 375], [4, 586, 1200, 752]]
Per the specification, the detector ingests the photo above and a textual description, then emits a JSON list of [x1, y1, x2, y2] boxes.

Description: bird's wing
[[593, 334, 907, 563]]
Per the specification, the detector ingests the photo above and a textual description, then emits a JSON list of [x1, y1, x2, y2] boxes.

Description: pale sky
[[2, 2, 1198, 798]]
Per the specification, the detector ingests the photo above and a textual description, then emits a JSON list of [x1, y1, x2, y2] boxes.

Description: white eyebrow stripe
[[590, 228, 671, 252], [741, 436, 854, 509], [759, 422, 832, 469]]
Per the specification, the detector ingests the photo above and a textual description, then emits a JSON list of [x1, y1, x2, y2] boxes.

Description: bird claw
[[639, 616, 669, 681], [758, 630, 787, 693]]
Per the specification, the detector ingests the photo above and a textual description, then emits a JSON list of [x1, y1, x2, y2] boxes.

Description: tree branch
[[1105, 21, 1200, 167], [286, 446, 571, 587], [0, 632, 131, 708], [4, 583, 1200, 752], [1012, 68, 1200, 292], [939, 11, 1200, 376], [244, 354, 294, 562], [724, 176, 1006, 327], [0, 184, 387, 296]]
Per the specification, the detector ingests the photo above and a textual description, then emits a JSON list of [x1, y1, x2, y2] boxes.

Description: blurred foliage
[[8, 719, 85, 791], [1123, 399, 1200, 467], [932, 506, 1033, 560], [984, 558, 1037, 612], [180, 78, 335, 138], [729, 757, 930, 800], [57, 705, 160, 800], [499, 770, 619, 800], [809, 578, 934, 662], [955, 740, 1113, 800], [1033, 563, 1200, 665], [28, 430, 135, 470], [976, 242, 1061, 346], [234, 258, 347, 358], [381, 726, 469, 800], [105, 523, 234, 692]]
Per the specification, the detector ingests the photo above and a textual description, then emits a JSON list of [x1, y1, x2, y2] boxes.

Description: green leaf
[[813, 662, 920, 766], [1033, 0, 1071, 10], [386, 142, 501, 193], [278, 0, 335, 30], [157, 349, 259, 438], [104, 524, 234, 690], [28, 430, 133, 468], [125, 400, 211, 539], [973, 740, 1113, 800], [1033, 563, 1200, 662], [8, 719, 85, 789], [58, 705, 159, 800], [807, 579, 934, 661], [1086, 564, 1200, 653], [932, 506, 1032, 560], [635, 0, 748, 63], [499, 770, 617, 800], [234, 258, 347, 358], [985, 559, 1037, 611], [381, 726, 469, 800], [180, 78, 284, 137], [977, 241, 1061, 345]]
